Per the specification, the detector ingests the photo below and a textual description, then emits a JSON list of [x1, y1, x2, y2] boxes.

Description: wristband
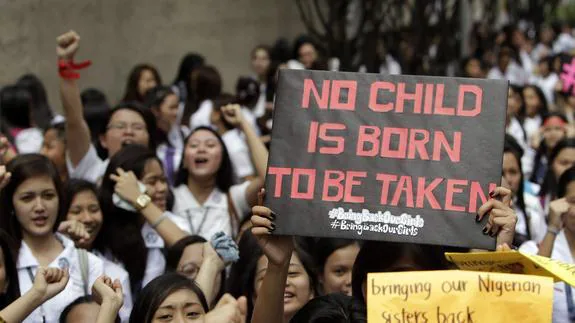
[[151, 213, 168, 229], [547, 227, 560, 236], [58, 59, 92, 79]]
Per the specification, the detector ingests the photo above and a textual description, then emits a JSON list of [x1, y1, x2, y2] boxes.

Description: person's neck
[[23, 233, 63, 266], [214, 121, 230, 136], [187, 176, 216, 205]]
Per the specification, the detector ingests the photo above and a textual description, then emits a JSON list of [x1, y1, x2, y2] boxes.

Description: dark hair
[[0, 84, 33, 132], [351, 241, 449, 304], [293, 35, 317, 60], [530, 112, 568, 184], [521, 85, 549, 119], [503, 136, 530, 245], [227, 231, 317, 322], [165, 235, 207, 271], [101, 101, 158, 153], [122, 64, 163, 103], [172, 53, 205, 97], [313, 238, 358, 274], [182, 65, 222, 125], [174, 126, 235, 191], [290, 293, 367, 323], [81, 88, 111, 156], [212, 93, 238, 131], [60, 295, 121, 323], [95, 145, 163, 293], [459, 56, 485, 78], [45, 122, 66, 143], [235, 77, 260, 108], [129, 273, 209, 323], [165, 235, 227, 305], [558, 166, 575, 198], [0, 154, 65, 252], [62, 179, 98, 216], [539, 138, 575, 200], [144, 85, 175, 111], [251, 45, 272, 59], [17, 74, 54, 130], [0, 230, 20, 308]]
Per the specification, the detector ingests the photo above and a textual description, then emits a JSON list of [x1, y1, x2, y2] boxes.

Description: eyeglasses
[[107, 123, 146, 132]]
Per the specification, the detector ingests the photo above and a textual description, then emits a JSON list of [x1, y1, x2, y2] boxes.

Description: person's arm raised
[[92, 276, 124, 323], [194, 243, 225, 306], [0, 268, 69, 322], [57, 31, 93, 167], [537, 198, 568, 257], [110, 168, 187, 247], [221, 104, 268, 206], [250, 190, 294, 323]]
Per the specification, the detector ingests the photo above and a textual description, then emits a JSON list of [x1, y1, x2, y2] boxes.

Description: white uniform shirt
[[17, 234, 104, 323], [487, 61, 529, 86], [514, 193, 547, 243], [93, 251, 133, 322], [66, 144, 109, 184], [520, 231, 575, 323], [172, 182, 251, 239]]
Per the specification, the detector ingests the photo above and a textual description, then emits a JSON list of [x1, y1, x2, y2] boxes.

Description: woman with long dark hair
[[96, 144, 187, 298], [17, 74, 57, 129], [172, 53, 205, 104], [538, 138, 575, 212], [312, 238, 360, 296], [171, 103, 267, 239], [503, 136, 546, 246], [521, 85, 549, 145], [121, 64, 162, 104], [144, 86, 186, 185], [184, 65, 223, 128], [530, 112, 568, 186], [0, 154, 104, 322]]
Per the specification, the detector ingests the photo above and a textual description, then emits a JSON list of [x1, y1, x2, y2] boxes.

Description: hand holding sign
[[251, 189, 294, 267], [476, 186, 517, 248]]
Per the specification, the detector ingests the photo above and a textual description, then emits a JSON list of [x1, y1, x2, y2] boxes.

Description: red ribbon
[[58, 59, 92, 79]]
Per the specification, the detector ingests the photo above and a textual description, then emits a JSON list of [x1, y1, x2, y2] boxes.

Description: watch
[[135, 194, 152, 211]]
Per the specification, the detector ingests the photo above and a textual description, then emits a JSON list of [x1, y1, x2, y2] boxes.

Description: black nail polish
[[270, 212, 277, 220], [475, 214, 481, 222], [270, 223, 276, 230], [490, 231, 497, 237], [268, 226, 276, 233], [482, 227, 489, 235]]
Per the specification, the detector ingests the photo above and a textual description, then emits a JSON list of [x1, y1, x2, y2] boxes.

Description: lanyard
[[26, 268, 46, 323], [565, 283, 575, 322], [186, 208, 209, 236]]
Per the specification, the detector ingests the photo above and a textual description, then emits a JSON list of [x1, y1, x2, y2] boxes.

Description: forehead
[[143, 159, 163, 174], [160, 289, 200, 306], [189, 129, 219, 142], [109, 109, 145, 124], [15, 175, 55, 193], [72, 190, 98, 203]]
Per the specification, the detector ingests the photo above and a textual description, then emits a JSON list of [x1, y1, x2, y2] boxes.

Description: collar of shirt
[[174, 184, 227, 210], [17, 233, 76, 270]]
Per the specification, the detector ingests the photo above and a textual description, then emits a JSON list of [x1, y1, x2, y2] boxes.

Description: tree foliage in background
[[295, 0, 564, 75]]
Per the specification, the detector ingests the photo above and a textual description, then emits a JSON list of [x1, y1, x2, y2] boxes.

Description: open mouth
[[194, 157, 209, 166], [283, 291, 295, 301], [121, 139, 134, 147], [32, 216, 48, 226]]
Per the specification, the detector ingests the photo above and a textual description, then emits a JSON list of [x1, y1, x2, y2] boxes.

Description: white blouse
[[172, 182, 251, 239], [66, 143, 109, 184], [17, 234, 104, 323]]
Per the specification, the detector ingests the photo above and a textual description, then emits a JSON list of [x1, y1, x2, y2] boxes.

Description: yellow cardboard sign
[[445, 250, 575, 286], [367, 270, 553, 323]]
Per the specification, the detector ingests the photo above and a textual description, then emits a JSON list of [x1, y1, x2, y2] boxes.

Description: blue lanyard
[[565, 283, 575, 322]]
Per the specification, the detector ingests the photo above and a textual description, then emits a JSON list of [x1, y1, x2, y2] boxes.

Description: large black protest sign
[[264, 69, 507, 249]]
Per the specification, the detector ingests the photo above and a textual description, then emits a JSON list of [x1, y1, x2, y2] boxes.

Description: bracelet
[[547, 227, 560, 236], [58, 59, 92, 79], [151, 213, 168, 229]]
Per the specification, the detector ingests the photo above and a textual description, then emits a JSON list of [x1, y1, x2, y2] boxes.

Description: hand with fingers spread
[[56, 30, 80, 60], [205, 294, 247, 323], [476, 186, 517, 248], [58, 219, 90, 247], [110, 168, 142, 206], [250, 189, 294, 267], [221, 104, 245, 129], [0, 165, 11, 191], [92, 276, 124, 310], [31, 267, 70, 303]]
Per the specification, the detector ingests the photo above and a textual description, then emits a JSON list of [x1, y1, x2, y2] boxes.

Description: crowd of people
[[0, 18, 573, 322]]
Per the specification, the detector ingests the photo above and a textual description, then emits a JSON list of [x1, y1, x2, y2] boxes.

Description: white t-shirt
[[102, 220, 176, 292], [93, 251, 133, 322], [530, 73, 559, 106], [487, 61, 528, 86], [66, 144, 109, 184], [172, 182, 251, 239], [515, 193, 547, 243], [520, 231, 575, 323], [17, 234, 104, 323]]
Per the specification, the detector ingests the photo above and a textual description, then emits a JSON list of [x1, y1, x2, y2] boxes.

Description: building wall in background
[[0, 0, 304, 110]]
